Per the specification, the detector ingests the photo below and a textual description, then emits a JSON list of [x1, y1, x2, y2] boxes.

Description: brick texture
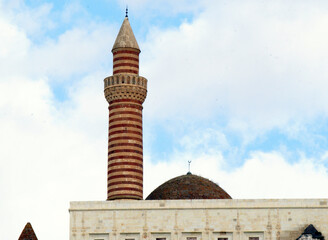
[[146, 174, 232, 200]]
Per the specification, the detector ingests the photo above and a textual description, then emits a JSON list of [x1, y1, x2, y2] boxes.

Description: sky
[[1, 0, 328, 239]]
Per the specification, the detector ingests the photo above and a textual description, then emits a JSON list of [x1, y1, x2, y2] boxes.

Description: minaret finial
[[125, 6, 128, 18], [187, 160, 192, 175]]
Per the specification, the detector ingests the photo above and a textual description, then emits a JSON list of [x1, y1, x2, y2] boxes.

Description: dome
[[146, 173, 232, 200]]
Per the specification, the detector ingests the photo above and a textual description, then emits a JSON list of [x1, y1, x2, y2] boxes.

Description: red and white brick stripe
[[113, 48, 139, 75]]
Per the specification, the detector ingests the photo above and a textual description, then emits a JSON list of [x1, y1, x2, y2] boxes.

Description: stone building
[[69, 14, 327, 240]]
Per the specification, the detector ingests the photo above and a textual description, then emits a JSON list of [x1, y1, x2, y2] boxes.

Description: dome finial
[[187, 160, 192, 175], [125, 5, 128, 18]]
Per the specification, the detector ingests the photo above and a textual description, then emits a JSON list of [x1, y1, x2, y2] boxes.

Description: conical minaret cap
[[112, 17, 140, 52]]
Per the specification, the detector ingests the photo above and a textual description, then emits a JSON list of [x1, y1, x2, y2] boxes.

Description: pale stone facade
[[69, 199, 328, 240]]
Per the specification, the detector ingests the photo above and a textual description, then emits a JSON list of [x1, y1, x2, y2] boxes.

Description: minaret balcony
[[104, 74, 147, 89], [104, 74, 147, 103]]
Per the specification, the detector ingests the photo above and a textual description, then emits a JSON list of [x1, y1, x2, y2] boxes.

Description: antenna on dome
[[125, 5, 128, 17], [187, 160, 192, 175]]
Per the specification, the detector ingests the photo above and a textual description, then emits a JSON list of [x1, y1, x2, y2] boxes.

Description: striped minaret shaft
[[104, 16, 147, 200]]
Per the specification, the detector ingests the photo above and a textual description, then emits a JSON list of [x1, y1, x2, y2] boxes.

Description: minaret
[[104, 14, 147, 200]]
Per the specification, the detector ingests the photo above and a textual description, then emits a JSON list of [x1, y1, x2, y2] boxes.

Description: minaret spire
[[112, 16, 140, 54], [104, 15, 147, 200]]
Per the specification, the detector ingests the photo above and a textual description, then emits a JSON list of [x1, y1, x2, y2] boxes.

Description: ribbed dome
[[146, 173, 232, 200]]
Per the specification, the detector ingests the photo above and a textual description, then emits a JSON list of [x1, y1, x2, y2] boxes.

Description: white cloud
[[27, 25, 114, 79], [142, 0, 328, 133], [0, 75, 107, 240], [61, 2, 86, 23], [0, 17, 31, 81], [0, 4, 113, 239], [0, 1, 115, 80], [1, 0, 55, 36], [225, 152, 328, 199], [179, 128, 229, 152]]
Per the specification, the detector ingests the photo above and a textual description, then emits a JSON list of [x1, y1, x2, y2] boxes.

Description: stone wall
[[69, 199, 328, 240]]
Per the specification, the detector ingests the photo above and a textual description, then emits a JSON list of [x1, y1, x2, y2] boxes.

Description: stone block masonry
[[69, 199, 328, 240]]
